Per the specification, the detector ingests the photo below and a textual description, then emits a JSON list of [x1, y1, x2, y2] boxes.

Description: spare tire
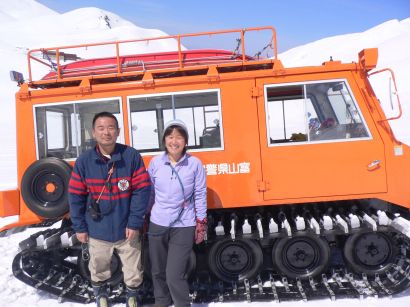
[[21, 157, 72, 219]]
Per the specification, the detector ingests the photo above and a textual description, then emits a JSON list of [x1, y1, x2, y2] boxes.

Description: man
[[69, 111, 150, 307]]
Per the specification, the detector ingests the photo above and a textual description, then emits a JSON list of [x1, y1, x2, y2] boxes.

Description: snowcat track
[[11, 207, 410, 304]]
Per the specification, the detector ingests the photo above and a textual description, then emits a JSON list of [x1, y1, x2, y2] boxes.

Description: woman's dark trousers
[[148, 222, 195, 307]]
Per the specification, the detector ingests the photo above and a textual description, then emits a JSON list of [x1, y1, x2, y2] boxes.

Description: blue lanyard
[[147, 163, 194, 237], [168, 163, 194, 204]]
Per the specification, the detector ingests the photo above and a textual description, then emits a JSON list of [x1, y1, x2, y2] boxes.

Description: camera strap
[[95, 162, 115, 205]]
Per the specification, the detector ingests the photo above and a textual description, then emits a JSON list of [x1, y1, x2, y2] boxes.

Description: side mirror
[[10, 70, 24, 84]]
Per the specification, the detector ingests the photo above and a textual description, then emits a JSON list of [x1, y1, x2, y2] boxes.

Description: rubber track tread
[[11, 211, 410, 304]]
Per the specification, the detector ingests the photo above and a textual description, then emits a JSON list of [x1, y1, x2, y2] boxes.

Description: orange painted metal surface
[[0, 189, 20, 217], [2, 27, 410, 233], [358, 48, 378, 71]]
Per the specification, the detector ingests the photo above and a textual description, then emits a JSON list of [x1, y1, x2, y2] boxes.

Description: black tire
[[143, 243, 196, 280], [343, 230, 398, 275], [21, 158, 72, 219], [272, 233, 330, 279], [77, 250, 124, 286], [208, 238, 263, 283]]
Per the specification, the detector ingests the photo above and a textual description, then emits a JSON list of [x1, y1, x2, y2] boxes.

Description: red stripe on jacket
[[94, 192, 132, 200], [88, 184, 134, 195], [69, 188, 88, 195], [131, 172, 150, 186], [133, 166, 146, 176], [69, 171, 87, 195], [85, 176, 132, 184]]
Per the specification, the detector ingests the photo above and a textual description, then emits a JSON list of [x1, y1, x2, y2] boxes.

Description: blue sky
[[38, 0, 409, 52]]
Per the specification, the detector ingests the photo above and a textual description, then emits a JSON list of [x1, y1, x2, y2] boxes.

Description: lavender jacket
[[148, 153, 207, 227]]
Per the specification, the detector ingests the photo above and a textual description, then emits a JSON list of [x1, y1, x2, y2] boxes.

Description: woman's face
[[165, 128, 186, 157]]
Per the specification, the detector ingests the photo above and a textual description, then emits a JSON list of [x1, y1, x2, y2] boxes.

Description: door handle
[[367, 160, 381, 171]]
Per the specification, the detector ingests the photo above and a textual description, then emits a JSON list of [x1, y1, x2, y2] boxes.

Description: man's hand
[[76, 232, 89, 243], [126, 228, 140, 241]]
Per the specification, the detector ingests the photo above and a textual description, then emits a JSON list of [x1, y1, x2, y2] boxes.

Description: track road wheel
[[77, 250, 123, 286], [272, 233, 330, 279], [21, 157, 72, 219], [343, 230, 398, 275], [208, 238, 263, 283]]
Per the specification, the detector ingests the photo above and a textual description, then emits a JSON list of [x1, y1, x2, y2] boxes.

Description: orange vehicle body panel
[[1, 28, 410, 232], [0, 190, 20, 216]]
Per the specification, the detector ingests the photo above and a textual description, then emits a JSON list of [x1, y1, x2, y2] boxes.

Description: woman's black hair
[[162, 125, 188, 155]]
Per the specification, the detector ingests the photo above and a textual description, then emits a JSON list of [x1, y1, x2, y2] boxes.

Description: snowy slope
[[0, 1, 178, 190], [0, 0, 57, 20]]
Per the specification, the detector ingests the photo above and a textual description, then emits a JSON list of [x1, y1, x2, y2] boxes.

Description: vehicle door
[[255, 78, 387, 200]]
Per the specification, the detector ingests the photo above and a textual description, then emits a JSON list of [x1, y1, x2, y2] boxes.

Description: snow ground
[[0, 224, 409, 307]]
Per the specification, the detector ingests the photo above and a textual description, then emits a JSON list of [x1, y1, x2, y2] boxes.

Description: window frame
[[263, 79, 373, 147], [33, 96, 124, 161], [127, 88, 224, 156]]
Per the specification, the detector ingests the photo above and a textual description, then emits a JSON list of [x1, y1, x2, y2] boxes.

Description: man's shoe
[[125, 286, 140, 307], [93, 283, 110, 307], [96, 295, 109, 307], [125, 295, 138, 307]]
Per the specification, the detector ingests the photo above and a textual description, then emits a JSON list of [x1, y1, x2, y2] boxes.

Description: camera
[[87, 197, 102, 221]]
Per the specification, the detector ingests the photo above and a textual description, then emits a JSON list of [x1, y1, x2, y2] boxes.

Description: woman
[[148, 119, 207, 307]]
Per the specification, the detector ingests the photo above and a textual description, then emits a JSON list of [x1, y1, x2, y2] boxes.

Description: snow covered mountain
[[0, 0, 177, 190], [0, 0, 57, 20]]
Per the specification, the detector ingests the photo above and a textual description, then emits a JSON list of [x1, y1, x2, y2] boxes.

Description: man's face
[[92, 116, 120, 148]]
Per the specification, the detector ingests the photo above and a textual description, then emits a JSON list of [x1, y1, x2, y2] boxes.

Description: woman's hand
[[195, 218, 207, 244]]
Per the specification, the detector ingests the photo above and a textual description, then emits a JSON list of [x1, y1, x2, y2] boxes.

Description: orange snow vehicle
[[1, 27, 410, 303]]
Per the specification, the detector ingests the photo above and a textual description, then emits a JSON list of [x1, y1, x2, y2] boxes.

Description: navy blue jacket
[[69, 143, 151, 242]]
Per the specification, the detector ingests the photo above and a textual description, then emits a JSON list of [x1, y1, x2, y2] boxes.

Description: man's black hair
[[92, 111, 119, 128]]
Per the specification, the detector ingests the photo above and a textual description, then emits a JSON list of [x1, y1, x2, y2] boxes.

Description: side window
[[46, 111, 65, 149], [129, 91, 222, 153], [307, 82, 369, 141], [266, 85, 308, 143], [35, 99, 123, 159], [266, 81, 370, 145]]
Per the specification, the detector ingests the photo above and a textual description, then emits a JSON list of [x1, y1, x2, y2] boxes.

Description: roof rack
[[26, 26, 277, 85]]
